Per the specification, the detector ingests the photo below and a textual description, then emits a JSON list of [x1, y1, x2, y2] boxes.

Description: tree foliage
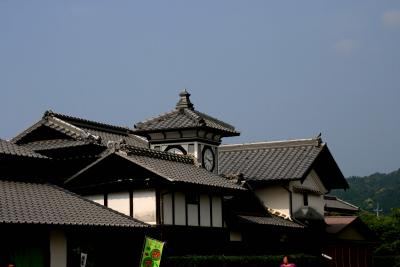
[[359, 208, 400, 256], [332, 168, 400, 214]]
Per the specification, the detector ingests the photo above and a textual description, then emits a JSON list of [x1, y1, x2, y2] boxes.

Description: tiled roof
[[22, 139, 89, 151], [0, 180, 147, 227], [134, 90, 239, 137], [324, 195, 359, 212], [325, 216, 357, 234], [119, 152, 244, 190], [219, 138, 323, 182], [67, 144, 245, 191], [237, 215, 304, 228], [12, 110, 148, 149], [0, 139, 48, 159]]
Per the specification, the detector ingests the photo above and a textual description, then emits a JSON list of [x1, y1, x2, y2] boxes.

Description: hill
[[332, 168, 400, 215]]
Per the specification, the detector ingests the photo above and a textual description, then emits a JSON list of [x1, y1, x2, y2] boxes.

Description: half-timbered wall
[[161, 192, 223, 227]]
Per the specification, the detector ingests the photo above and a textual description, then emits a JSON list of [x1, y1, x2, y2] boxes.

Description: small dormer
[[133, 89, 240, 173]]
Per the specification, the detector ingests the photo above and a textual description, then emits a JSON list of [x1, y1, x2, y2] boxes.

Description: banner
[[139, 237, 165, 267]]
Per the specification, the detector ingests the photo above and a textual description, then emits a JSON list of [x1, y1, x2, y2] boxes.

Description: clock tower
[[133, 89, 240, 173]]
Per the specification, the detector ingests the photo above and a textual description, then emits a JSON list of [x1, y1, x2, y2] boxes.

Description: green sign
[[140, 237, 165, 267]]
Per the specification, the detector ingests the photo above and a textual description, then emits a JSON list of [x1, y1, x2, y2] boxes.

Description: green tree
[[360, 208, 400, 256]]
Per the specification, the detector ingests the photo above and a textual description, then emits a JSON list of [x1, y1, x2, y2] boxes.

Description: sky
[[1, 1, 399, 177]]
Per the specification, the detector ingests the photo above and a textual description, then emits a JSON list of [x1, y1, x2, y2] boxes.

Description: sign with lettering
[[140, 237, 165, 267]]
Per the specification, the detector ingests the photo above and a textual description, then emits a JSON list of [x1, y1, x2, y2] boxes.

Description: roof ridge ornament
[[314, 132, 322, 147], [176, 89, 194, 110], [43, 109, 55, 119]]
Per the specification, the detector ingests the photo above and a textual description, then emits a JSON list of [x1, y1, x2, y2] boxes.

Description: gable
[[14, 123, 75, 144], [291, 169, 327, 194], [339, 226, 367, 241]]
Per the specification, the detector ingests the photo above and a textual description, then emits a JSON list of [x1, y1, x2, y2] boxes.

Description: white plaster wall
[[107, 191, 130, 216], [301, 169, 327, 193], [162, 193, 173, 225], [292, 191, 303, 213], [133, 190, 156, 224], [292, 191, 324, 215], [85, 194, 104, 205], [174, 192, 186, 225], [211, 196, 222, 227], [200, 194, 211, 227], [290, 169, 326, 215], [309, 194, 324, 215], [255, 186, 290, 217], [50, 230, 67, 267], [187, 204, 199, 226]]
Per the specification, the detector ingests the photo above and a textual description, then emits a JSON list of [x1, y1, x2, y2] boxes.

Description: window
[[303, 193, 309, 206]]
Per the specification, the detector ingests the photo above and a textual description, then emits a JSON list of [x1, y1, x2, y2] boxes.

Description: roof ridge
[[44, 110, 133, 134], [183, 109, 206, 126], [325, 195, 359, 209], [134, 109, 177, 129], [220, 138, 323, 151], [121, 144, 195, 164], [194, 110, 236, 131], [11, 120, 44, 144]]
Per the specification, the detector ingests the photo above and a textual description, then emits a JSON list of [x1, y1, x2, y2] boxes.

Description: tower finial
[[176, 89, 194, 110]]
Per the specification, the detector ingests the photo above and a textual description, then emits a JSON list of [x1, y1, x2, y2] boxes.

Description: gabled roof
[[134, 90, 239, 137], [0, 180, 147, 227], [219, 138, 323, 181], [219, 137, 348, 190], [12, 110, 148, 149], [66, 144, 245, 191], [325, 216, 377, 241], [22, 139, 89, 151], [0, 139, 48, 159], [223, 188, 304, 228], [237, 215, 304, 228], [325, 216, 357, 233], [324, 195, 359, 214]]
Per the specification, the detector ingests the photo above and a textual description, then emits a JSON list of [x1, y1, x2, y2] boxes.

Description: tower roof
[[134, 90, 239, 137]]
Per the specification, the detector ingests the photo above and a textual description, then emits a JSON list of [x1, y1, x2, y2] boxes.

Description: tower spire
[[176, 89, 194, 110]]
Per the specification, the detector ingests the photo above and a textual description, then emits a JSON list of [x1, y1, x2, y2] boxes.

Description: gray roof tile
[[119, 150, 244, 190], [237, 215, 304, 228], [324, 195, 359, 212], [134, 90, 239, 136], [12, 110, 148, 149], [0, 180, 147, 227], [0, 139, 48, 159], [22, 139, 89, 151], [67, 145, 245, 191], [218, 138, 323, 182]]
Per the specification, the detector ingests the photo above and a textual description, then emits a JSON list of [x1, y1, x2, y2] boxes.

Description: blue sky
[[1, 1, 399, 177]]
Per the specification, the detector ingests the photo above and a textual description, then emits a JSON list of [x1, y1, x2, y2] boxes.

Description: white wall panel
[[255, 186, 290, 217], [174, 192, 186, 225], [200, 194, 211, 227], [162, 193, 173, 225], [108, 191, 130, 216], [133, 190, 156, 224], [187, 204, 199, 226], [211, 196, 222, 227]]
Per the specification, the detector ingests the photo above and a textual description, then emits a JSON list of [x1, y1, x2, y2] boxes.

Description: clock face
[[167, 147, 184, 155], [202, 147, 215, 172]]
